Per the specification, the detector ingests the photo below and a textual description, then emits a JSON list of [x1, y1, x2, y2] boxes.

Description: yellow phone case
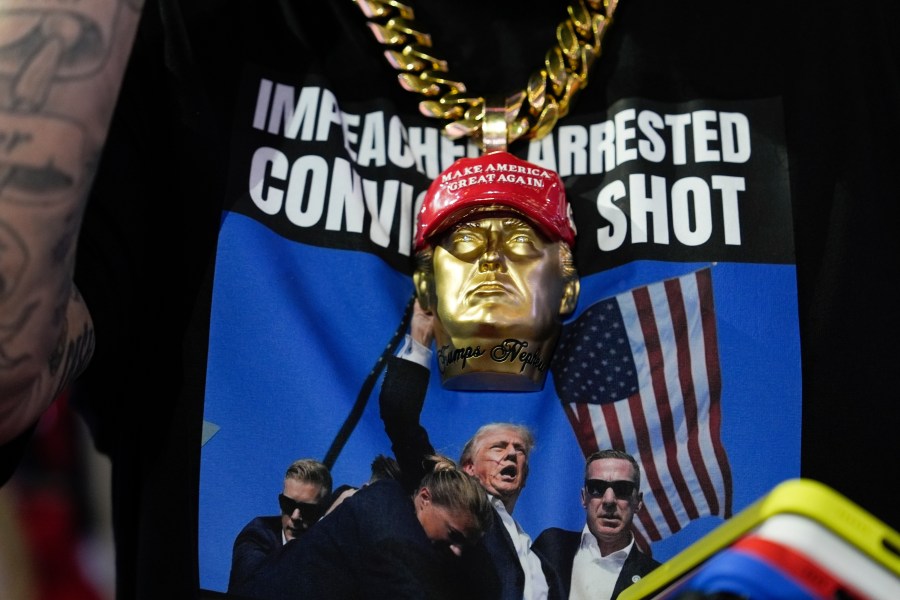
[[619, 478, 900, 599]]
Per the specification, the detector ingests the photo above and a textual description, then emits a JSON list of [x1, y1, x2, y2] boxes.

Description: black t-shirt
[[21, 0, 896, 597]]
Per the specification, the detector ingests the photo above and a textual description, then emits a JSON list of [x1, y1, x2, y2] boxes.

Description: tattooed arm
[[0, 1, 144, 445]]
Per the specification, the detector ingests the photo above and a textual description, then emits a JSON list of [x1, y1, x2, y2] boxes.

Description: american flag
[[551, 266, 733, 547]]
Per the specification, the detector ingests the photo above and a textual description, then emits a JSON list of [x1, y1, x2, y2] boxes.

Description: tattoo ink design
[[0, 220, 27, 301]]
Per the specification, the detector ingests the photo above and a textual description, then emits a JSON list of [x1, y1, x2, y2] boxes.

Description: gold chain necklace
[[353, 0, 620, 152]]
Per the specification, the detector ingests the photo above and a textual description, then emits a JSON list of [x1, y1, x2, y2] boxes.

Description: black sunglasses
[[278, 494, 325, 521], [584, 479, 636, 499]]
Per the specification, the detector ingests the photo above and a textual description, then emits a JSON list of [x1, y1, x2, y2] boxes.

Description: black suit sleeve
[[359, 538, 451, 600], [532, 528, 577, 600], [227, 517, 281, 593], [612, 546, 662, 600], [379, 355, 435, 493]]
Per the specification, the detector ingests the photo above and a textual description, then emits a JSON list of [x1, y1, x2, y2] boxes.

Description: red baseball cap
[[414, 151, 576, 251]]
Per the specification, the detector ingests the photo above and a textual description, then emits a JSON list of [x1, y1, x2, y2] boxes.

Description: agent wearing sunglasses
[[532, 449, 661, 600], [227, 458, 332, 594], [230, 455, 494, 600]]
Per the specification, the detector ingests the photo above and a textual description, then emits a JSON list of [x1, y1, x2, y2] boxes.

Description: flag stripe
[[621, 289, 684, 536], [564, 403, 599, 456], [697, 268, 733, 518], [663, 275, 715, 517], [636, 284, 702, 524], [667, 275, 719, 516], [552, 266, 732, 544]]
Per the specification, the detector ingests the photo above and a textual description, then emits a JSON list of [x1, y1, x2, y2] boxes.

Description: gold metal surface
[[481, 99, 508, 154], [353, 0, 620, 150], [354, 1, 599, 389], [414, 215, 580, 391]]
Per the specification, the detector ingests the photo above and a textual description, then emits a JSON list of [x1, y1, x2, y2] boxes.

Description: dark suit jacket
[[532, 527, 661, 600], [227, 515, 283, 593], [232, 479, 472, 600], [474, 513, 527, 600], [379, 355, 540, 600]]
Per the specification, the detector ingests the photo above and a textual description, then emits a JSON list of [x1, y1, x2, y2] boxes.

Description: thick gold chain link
[[353, 0, 619, 149]]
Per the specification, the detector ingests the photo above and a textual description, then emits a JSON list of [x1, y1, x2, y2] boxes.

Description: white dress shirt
[[491, 496, 549, 600], [569, 524, 633, 600], [396, 334, 432, 367]]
